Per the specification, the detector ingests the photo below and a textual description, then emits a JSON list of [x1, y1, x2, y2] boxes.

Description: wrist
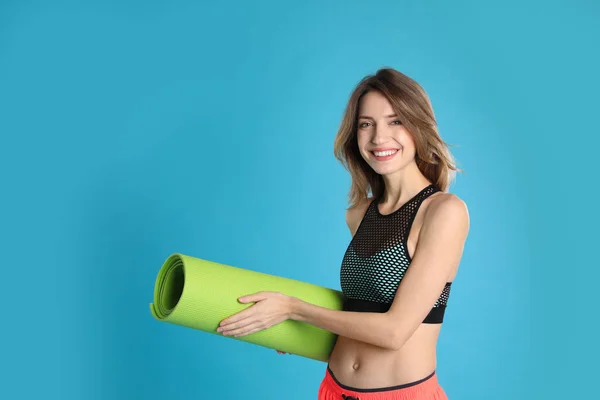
[[286, 295, 301, 321]]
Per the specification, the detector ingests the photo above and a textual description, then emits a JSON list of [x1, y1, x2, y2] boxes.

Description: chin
[[363, 156, 404, 175], [366, 163, 398, 176], [375, 167, 401, 177]]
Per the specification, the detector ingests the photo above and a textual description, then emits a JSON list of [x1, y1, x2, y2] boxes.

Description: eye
[[391, 120, 402, 125], [358, 122, 372, 128]]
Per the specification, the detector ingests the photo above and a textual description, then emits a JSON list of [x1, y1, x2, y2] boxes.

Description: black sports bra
[[340, 184, 451, 324]]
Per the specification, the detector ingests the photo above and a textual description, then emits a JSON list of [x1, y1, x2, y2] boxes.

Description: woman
[[217, 68, 470, 399]]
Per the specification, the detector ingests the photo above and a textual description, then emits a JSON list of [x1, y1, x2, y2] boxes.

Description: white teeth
[[373, 150, 397, 157]]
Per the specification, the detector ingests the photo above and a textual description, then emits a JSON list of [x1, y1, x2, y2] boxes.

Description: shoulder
[[423, 192, 470, 238], [345, 197, 374, 236]]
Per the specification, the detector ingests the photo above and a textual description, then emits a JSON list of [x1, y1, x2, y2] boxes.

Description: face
[[356, 90, 417, 176]]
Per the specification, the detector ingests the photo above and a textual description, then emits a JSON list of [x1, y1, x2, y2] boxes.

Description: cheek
[[356, 133, 369, 150], [397, 130, 416, 151]]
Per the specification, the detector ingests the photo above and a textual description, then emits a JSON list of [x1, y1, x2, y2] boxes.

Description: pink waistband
[[320, 366, 447, 400]]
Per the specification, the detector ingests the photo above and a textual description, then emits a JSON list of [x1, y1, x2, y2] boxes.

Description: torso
[[327, 186, 459, 388]]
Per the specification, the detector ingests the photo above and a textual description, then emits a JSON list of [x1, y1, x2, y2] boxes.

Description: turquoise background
[[1, 0, 598, 399]]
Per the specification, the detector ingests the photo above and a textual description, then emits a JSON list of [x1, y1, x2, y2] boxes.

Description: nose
[[371, 123, 391, 144]]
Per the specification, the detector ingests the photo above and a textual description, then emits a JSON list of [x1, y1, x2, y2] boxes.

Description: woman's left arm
[[386, 194, 469, 349]]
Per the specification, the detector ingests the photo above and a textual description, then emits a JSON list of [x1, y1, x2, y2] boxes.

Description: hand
[[217, 291, 293, 337]]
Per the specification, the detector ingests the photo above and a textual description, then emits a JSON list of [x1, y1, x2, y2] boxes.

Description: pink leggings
[[318, 366, 448, 400]]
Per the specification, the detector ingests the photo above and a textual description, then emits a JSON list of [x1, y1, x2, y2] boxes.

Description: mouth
[[370, 148, 399, 161]]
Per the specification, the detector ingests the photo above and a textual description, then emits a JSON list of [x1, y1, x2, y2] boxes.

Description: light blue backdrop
[[1, 1, 598, 399]]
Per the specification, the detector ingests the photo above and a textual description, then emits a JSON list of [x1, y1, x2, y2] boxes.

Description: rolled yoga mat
[[149, 253, 346, 362]]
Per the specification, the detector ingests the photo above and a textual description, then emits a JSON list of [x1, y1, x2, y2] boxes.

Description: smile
[[371, 148, 399, 161], [372, 150, 397, 157]]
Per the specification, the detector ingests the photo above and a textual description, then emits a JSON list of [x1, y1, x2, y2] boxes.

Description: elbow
[[384, 314, 418, 350], [386, 329, 405, 351], [388, 335, 403, 351], [386, 319, 414, 350]]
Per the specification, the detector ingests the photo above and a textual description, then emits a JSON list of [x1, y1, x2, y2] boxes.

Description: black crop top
[[340, 184, 451, 324]]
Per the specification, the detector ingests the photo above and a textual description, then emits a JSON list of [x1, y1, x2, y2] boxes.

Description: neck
[[380, 161, 431, 206]]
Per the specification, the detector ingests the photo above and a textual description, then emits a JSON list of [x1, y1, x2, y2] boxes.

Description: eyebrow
[[358, 114, 398, 120]]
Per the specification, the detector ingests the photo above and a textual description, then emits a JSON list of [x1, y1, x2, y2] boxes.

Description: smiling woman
[[334, 69, 459, 206], [218, 67, 469, 400]]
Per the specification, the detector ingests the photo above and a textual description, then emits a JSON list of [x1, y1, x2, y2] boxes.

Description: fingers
[[219, 308, 255, 328], [238, 292, 268, 303], [218, 312, 259, 334], [219, 320, 265, 337]]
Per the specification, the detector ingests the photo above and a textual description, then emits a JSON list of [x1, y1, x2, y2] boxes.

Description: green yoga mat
[[149, 253, 345, 362]]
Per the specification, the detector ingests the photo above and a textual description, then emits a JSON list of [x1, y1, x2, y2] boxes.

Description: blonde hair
[[333, 67, 460, 209]]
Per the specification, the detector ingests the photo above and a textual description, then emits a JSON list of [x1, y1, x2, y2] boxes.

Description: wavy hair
[[334, 68, 460, 209]]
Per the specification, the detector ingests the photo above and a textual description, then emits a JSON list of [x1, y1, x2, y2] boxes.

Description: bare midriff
[[327, 323, 442, 389]]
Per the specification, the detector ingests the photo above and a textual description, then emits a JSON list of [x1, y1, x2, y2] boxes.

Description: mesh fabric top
[[340, 184, 452, 324]]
